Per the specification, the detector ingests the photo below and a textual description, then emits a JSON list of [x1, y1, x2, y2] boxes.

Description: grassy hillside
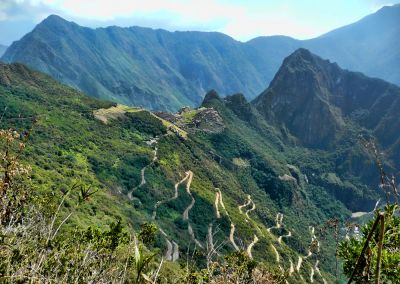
[[0, 63, 369, 282]]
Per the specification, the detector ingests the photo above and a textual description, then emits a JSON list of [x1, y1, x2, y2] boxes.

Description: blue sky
[[0, 0, 398, 45]]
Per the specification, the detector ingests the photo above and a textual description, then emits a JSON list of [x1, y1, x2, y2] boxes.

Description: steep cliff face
[[254, 48, 400, 151], [254, 49, 343, 147]]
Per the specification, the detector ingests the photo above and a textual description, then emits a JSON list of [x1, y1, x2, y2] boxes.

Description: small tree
[[339, 136, 400, 283], [338, 204, 399, 283], [0, 127, 161, 283]]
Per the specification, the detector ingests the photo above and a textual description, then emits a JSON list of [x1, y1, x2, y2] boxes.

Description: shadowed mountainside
[[253, 48, 400, 162]]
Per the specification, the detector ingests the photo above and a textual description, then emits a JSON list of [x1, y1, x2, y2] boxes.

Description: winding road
[[159, 228, 179, 261], [207, 223, 215, 253], [314, 260, 327, 284], [310, 266, 315, 283], [214, 189, 240, 251], [267, 213, 284, 232], [245, 199, 256, 222], [296, 256, 303, 272], [135, 146, 328, 280], [127, 143, 158, 200], [246, 235, 259, 259], [229, 223, 239, 251], [238, 195, 252, 214], [295, 225, 327, 283], [271, 244, 283, 271], [278, 230, 292, 244], [152, 171, 190, 220], [151, 171, 192, 261], [289, 259, 295, 276], [237, 194, 260, 258], [181, 171, 204, 249], [214, 191, 221, 218]]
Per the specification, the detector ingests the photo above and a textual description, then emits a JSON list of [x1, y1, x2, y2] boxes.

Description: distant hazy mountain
[[307, 4, 400, 85], [1, 15, 270, 111], [250, 4, 400, 88], [2, 4, 400, 110], [254, 48, 400, 167], [0, 45, 7, 57]]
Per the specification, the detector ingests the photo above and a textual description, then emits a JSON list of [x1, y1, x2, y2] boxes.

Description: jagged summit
[[201, 89, 221, 106], [253, 49, 400, 149], [274, 48, 341, 80], [285, 48, 313, 61]]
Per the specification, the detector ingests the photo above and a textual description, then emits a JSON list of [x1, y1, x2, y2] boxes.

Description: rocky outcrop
[[186, 108, 224, 133], [156, 106, 224, 134], [253, 48, 400, 150]]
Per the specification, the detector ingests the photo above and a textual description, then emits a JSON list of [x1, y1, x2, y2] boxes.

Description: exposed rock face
[[253, 49, 345, 147], [201, 90, 221, 106], [156, 106, 224, 134], [187, 107, 224, 133], [254, 48, 400, 150], [155, 112, 179, 124], [224, 93, 255, 122]]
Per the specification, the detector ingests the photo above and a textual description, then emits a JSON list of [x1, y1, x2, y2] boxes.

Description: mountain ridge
[[2, 4, 400, 110], [2, 15, 265, 111], [253, 48, 400, 178], [1, 61, 362, 282]]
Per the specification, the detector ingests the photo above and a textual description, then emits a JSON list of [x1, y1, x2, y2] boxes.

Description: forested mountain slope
[[1, 61, 376, 282], [2, 4, 400, 111]]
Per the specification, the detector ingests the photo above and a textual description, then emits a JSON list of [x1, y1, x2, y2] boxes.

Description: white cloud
[[26, 0, 241, 22], [24, 0, 329, 40], [370, 2, 394, 12], [0, 0, 399, 44]]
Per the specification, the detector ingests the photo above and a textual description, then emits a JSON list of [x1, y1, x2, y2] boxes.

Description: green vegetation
[[0, 127, 154, 282], [1, 60, 399, 283], [0, 129, 283, 283], [339, 204, 400, 283], [4, 5, 400, 111], [0, 63, 346, 282]]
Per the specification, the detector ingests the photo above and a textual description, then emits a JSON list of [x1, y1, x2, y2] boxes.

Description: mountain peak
[[201, 90, 221, 107], [253, 50, 347, 148], [262, 49, 340, 94], [40, 14, 68, 25], [279, 48, 339, 73], [254, 48, 400, 149], [37, 14, 77, 30], [290, 48, 313, 59]]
